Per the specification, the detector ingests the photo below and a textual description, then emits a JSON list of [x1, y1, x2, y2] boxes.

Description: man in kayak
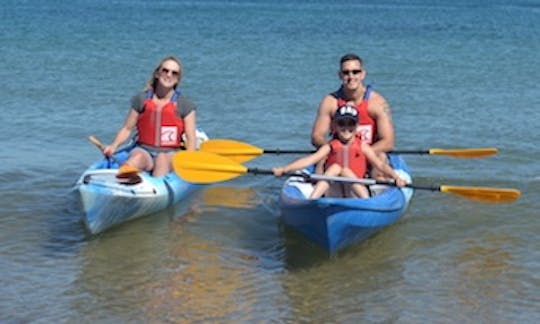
[[103, 56, 198, 177], [273, 106, 405, 199], [311, 53, 394, 180]]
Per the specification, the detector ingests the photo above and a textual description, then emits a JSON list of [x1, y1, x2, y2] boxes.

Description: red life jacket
[[334, 85, 377, 144], [325, 136, 367, 177], [136, 90, 185, 148]]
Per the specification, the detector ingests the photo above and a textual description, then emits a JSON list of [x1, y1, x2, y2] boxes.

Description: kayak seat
[[287, 177, 314, 199]]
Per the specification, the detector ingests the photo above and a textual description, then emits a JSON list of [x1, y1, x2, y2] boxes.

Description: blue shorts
[[135, 144, 179, 158]]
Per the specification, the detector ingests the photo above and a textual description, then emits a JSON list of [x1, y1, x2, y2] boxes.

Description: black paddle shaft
[[262, 149, 315, 154], [247, 168, 312, 180]]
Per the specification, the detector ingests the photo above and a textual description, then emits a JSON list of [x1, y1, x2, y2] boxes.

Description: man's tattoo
[[382, 102, 393, 120]]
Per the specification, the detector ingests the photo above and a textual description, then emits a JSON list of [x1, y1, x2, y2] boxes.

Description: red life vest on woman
[[136, 90, 185, 148], [325, 136, 367, 177], [334, 85, 377, 144]]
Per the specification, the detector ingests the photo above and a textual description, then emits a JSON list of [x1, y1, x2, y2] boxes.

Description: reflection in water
[[74, 190, 288, 322], [280, 215, 410, 271], [43, 191, 89, 257], [199, 185, 259, 209], [456, 236, 516, 278], [72, 205, 183, 320], [453, 235, 521, 317], [68, 178, 536, 323], [144, 222, 254, 322], [280, 224, 410, 322], [280, 223, 332, 270]]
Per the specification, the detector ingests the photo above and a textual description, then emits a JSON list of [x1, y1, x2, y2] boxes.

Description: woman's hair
[[144, 55, 183, 91]]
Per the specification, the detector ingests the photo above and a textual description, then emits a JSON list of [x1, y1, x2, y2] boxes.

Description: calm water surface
[[1, 0, 539, 322]]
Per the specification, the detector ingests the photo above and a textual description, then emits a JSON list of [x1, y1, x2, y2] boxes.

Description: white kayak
[[76, 130, 208, 234]]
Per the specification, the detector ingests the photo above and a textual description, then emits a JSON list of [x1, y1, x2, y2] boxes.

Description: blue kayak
[[76, 130, 208, 234], [278, 154, 414, 252]]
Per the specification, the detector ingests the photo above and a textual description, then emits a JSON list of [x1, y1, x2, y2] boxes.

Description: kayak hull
[[279, 155, 414, 252], [76, 129, 208, 234], [77, 166, 198, 234]]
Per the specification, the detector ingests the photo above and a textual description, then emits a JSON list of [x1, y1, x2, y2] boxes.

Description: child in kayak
[[273, 105, 406, 199]]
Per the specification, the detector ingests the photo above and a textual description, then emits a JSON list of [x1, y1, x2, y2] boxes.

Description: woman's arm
[[104, 109, 138, 156], [182, 110, 197, 151]]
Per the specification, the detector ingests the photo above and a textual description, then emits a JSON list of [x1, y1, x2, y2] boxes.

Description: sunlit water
[[1, 0, 539, 322]]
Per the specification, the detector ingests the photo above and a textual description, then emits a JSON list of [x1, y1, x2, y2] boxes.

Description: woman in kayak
[[273, 105, 406, 199], [103, 56, 198, 177]]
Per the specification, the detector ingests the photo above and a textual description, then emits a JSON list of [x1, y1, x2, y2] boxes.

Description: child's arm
[[362, 142, 406, 186], [273, 145, 331, 176]]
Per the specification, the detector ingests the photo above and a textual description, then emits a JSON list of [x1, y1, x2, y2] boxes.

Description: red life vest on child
[[325, 136, 367, 177], [335, 85, 377, 144], [136, 90, 185, 148]]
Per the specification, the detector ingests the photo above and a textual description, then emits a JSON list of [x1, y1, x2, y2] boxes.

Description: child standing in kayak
[[273, 105, 406, 199]]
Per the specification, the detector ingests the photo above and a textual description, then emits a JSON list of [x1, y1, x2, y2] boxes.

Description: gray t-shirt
[[130, 91, 196, 117]]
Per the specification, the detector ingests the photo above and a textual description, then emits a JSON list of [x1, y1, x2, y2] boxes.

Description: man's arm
[[311, 95, 336, 148], [369, 93, 394, 154]]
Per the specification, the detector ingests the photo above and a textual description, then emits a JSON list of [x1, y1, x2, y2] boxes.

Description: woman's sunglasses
[[160, 67, 180, 77]]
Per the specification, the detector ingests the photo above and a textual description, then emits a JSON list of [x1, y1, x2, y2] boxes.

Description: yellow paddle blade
[[172, 151, 248, 184], [439, 185, 521, 203], [200, 139, 263, 163], [428, 148, 498, 158]]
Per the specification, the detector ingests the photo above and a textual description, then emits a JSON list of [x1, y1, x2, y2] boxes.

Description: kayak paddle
[[199, 139, 498, 163], [88, 135, 142, 183], [88, 135, 121, 165], [172, 151, 520, 203]]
